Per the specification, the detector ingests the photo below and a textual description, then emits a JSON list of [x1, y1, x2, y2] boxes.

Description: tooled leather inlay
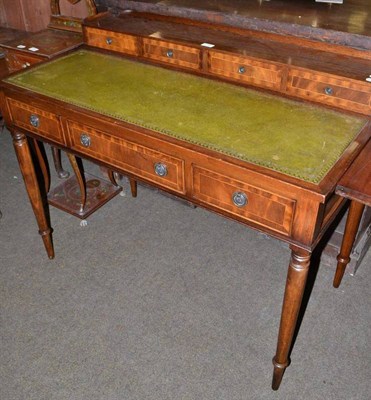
[[6, 50, 367, 184]]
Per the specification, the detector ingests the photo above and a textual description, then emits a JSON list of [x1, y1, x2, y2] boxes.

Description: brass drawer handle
[[29, 114, 39, 128], [106, 37, 113, 45], [166, 49, 174, 58], [80, 133, 91, 148], [154, 162, 168, 177], [232, 191, 248, 207], [324, 86, 333, 95], [238, 66, 246, 74]]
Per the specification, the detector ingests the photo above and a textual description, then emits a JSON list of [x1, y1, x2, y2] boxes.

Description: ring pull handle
[[166, 49, 174, 58], [324, 86, 333, 96], [232, 191, 248, 208], [80, 133, 91, 148], [154, 162, 168, 177], [106, 37, 113, 45], [29, 114, 39, 128], [238, 66, 246, 74]]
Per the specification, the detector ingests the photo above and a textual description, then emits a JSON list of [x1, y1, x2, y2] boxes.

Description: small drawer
[[142, 38, 201, 70], [5, 50, 42, 73], [208, 50, 285, 90], [67, 121, 185, 194], [287, 68, 371, 115], [85, 27, 139, 56], [7, 99, 64, 144], [192, 165, 295, 235]]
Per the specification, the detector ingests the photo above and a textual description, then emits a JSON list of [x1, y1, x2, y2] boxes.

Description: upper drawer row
[[84, 27, 370, 115]]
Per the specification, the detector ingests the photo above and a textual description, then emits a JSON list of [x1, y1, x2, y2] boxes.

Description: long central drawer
[[67, 121, 185, 194]]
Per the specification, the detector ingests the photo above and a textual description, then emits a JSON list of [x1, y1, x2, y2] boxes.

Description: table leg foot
[[39, 228, 54, 259], [272, 357, 289, 390]]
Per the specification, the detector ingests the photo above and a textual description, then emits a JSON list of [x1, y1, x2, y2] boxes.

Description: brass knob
[[238, 66, 246, 74], [166, 49, 174, 58], [29, 114, 39, 128], [324, 86, 333, 95], [154, 162, 168, 177], [106, 37, 113, 45], [80, 133, 91, 148], [232, 191, 248, 207]]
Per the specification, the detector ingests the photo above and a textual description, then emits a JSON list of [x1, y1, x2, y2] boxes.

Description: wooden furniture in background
[[334, 139, 371, 288], [0, 0, 95, 32], [0, 11, 369, 392], [1, 30, 82, 75], [49, 0, 97, 31], [99, 0, 371, 50]]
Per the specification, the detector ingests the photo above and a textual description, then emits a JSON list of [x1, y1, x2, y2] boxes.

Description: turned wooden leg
[[66, 153, 86, 214], [52, 146, 70, 179], [272, 246, 311, 390], [12, 131, 54, 259], [333, 201, 365, 288]]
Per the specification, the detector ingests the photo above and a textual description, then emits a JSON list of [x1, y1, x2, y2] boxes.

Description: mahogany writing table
[[0, 35, 370, 391]]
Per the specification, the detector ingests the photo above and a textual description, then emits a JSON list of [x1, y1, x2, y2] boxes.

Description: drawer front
[[208, 50, 285, 90], [142, 38, 201, 70], [287, 68, 371, 114], [85, 27, 139, 56], [68, 121, 185, 193], [192, 165, 295, 235], [7, 99, 64, 143], [5, 51, 43, 73]]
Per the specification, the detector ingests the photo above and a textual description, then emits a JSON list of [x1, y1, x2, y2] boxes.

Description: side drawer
[[287, 68, 371, 115], [84, 27, 139, 56], [67, 121, 185, 194], [4, 50, 43, 73], [192, 165, 295, 236], [208, 50, 285, 91], [142, 38, 201, 70], [6, 98, 64, 144]]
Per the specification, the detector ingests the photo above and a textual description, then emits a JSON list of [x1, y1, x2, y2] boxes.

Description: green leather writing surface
[[6, 50, 367, 183]]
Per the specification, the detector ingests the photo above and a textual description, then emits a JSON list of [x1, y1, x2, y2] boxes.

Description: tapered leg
[[33, 138, 50, 193], [129, 178, 137, 197], [51, 146, 70, 179], [272, 246, 311, 390], [12, 131, 54, 259], [333, 201, 365, 288], [66, 153, 86, 214]]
